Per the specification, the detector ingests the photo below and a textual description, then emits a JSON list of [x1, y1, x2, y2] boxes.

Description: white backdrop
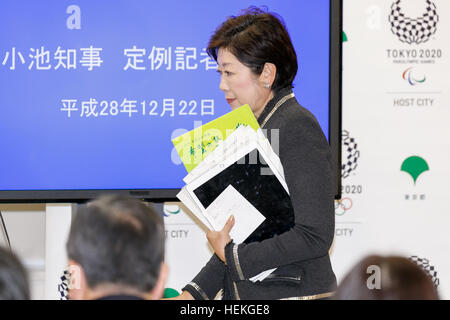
[[162, 0, 450, 299]]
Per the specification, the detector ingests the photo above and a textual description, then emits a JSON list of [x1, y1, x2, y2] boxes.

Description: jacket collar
[[257, 86, 294, 126]]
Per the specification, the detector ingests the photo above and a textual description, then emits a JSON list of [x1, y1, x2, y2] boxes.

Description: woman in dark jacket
[[176, 7, 336, 300]]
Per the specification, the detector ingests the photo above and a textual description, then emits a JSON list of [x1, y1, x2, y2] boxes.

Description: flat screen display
[[0, 0, 341, 201]]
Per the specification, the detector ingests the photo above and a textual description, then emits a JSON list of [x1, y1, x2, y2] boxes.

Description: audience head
[[0, 246, 30, 300], [333, 255, 439, 300], [66, 194, 166, 300]]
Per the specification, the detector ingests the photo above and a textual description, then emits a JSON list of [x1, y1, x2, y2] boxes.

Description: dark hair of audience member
[[333, 255, 439, 300], [66, 195, 165, 293], [0, 246, 30, 300]]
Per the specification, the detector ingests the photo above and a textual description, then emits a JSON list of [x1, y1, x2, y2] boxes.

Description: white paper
[[204, 185, 265, 245], [255, 128, 285, 180], [186, 141, 290, 215], [178, 125, 289, 283], [249, 268, 277, 282], [176, 187, 213, 229]]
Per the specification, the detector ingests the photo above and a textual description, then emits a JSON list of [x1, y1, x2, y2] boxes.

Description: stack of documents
[[172, 105, 295, 282]]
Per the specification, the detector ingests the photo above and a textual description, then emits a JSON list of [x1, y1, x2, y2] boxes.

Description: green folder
[[172, 104, 260, 173]]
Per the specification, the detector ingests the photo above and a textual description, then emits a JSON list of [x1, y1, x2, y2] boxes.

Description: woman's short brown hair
[[207, 6, 298, 92]]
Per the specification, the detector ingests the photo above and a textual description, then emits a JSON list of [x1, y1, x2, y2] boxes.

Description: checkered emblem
[[389, 0, 439, 44], [409, 255, 440, 288], [57, 268, 71, 300], [342, 130, 359, 179]]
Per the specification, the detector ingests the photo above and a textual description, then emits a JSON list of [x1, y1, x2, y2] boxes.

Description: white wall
[[0, 205, 46, 300]]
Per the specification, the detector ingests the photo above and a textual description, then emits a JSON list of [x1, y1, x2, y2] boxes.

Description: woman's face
[[216, 48, 273, 118]]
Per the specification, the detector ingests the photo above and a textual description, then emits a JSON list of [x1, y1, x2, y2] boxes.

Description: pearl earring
[[264, 83, 270, 89]]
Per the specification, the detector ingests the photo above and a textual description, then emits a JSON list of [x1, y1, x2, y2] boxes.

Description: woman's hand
[[206, 215, 235, 263]]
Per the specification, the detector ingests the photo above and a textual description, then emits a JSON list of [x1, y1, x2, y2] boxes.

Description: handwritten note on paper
[[204, 184, 265, 244], [172, 104, 260, 173], [183, 125, 255, 185]]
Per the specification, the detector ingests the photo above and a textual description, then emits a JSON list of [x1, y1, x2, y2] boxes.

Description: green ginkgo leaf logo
[[164, 287, 180, 298], [401, 156, 429, 185]]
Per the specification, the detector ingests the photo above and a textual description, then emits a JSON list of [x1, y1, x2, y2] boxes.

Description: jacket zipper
[[264, 275, 302, 282]]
